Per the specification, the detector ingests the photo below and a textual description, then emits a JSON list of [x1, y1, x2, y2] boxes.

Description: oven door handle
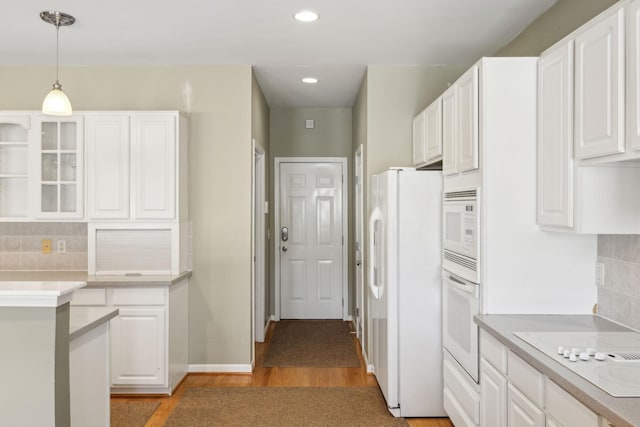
[[444, 274, 477, 295]]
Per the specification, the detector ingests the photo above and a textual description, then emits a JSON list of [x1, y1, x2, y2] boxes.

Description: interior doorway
[[274, 157, 349, 320], [354, 145, 364, 354]]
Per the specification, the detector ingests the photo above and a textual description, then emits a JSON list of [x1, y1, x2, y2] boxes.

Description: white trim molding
[[188, 364, 253, 374]]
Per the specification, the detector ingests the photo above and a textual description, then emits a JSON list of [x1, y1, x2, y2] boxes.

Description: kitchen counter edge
[[0, 270, 192, 287], [474, 314, 640, 427], [69, 306, 119, 341]]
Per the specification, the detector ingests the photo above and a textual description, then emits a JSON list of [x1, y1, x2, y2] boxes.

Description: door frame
[[354, 144, 364, 353], [274, 157, 349, 321], [252, 139, 266, 346]]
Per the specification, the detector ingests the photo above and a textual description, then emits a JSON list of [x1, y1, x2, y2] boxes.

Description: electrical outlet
[[595, 262, 605, 287], [42, 239, 52, 254], [57, 240, 66, 254]]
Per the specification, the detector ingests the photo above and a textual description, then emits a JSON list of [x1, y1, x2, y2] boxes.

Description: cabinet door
[[442, 86, 457, 175], [110, 307, 166, 386], [456, 65, 479, 173], [537, 41, 575, 228], [0, 115, 30, 218], [628, 1, 640, 151], [33, 115, 84, 219], [131, 115, 176, 219], [480, 358, 507, 427], [86, 115, 131, 219], [425, 97, 443, 162], [507, 384, 545, 427], [412, 110, 426, 165], [574, 5, 625, 159]]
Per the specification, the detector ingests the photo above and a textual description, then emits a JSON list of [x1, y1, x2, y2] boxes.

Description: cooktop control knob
[[594, 352, 606, 361], [586, 348, 596, 356], [569, 353, 578, 362], [557, 346, 565, 355], [563, 349, 571, 358], [579, 352, 590, 361]]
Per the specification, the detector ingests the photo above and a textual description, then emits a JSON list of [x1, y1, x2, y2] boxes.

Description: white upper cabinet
[[425, 97, 443, 163], [574, 5, 625, 159], [442, 66, 480, 176], [86, 115, 131, 220], [442, 86, 457, 175], [87, 112, 184, 222], [413, 97, 443, 167], [412, 109, 426, 166], [537, 40, 575, 228], [131, 115, 176, 220], [456, 66, 480, 173], [627, 0, 640, 151], [33, 115, 84, 219], [0, 115, 30, 219]]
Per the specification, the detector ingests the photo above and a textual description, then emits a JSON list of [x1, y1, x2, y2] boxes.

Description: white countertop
[[0, 281, 86, 307], [0, 270, 191, 287], [69, 306, 119, 341]]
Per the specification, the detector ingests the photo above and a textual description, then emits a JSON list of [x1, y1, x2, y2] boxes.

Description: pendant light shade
[[40, 11, 75, 116]]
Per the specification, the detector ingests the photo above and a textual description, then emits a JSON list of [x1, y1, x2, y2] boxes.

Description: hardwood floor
[[112, 322, 453, 427]]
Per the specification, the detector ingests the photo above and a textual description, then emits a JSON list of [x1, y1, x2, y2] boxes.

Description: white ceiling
[[2, 0, 557, 108]]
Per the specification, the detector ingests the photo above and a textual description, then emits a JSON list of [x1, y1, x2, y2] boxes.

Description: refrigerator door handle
[[368, 207, 383, 299]]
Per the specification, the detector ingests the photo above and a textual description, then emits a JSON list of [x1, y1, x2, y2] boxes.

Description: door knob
[[282, 246, 288, 252], [356, 261, 362, 266]]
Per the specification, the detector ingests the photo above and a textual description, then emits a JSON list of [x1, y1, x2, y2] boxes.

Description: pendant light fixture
[[40, 11, 75, 116]]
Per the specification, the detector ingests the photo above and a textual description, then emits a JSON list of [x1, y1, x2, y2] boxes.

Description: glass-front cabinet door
[[33, 115, 83, 219]]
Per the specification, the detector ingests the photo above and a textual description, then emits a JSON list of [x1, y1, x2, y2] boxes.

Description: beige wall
[[494, 0, 617, 56], [0, 65, 256, 365], [269, 107, 353, 316]]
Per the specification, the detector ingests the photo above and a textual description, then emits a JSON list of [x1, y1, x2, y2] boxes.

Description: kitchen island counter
[[475, 314, 639, 427], [0, 270, 191, 287]]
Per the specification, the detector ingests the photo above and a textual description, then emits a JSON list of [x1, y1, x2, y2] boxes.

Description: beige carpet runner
[[165, 387, 408, 426], [262, 320, 360, 367], [110, 400, 160, 427]]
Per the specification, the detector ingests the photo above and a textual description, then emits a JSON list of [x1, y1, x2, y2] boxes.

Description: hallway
[[112, 321, 453, 426]]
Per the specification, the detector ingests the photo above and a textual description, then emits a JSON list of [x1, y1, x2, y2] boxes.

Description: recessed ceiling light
[[294, 10, 318, 22], [302, 77, 318, 84]]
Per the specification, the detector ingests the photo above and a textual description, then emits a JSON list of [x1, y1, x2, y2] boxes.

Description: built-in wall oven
[[442, 269, 480, 382], [443, 190, 479, 284]]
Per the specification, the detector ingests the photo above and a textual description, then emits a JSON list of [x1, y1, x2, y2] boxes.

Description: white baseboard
[[344, 315, 354, 322], [188, 364, 253, 373]]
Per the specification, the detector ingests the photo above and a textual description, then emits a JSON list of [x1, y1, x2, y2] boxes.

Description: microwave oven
[[443, 189, 479, 283]]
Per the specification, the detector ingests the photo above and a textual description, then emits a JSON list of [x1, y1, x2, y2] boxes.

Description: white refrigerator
[[368, 168, 445, 417]]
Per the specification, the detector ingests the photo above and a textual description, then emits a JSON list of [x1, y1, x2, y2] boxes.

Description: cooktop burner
[[514, 331, 640, 397]]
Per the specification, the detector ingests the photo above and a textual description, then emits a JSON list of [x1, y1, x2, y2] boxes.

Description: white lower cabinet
[[443, 350, 480, 427], [71, 278, 188, 394], [508, 384, 545, 427], [545, 378, 598, 427], [111, 306, 166, 386], [479, 331, 601, 427], [480, 358, 507, 427]]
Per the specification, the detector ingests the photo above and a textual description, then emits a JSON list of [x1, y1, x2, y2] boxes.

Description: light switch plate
[[42, 239, 52, 254], [305, 119, 315, 129]]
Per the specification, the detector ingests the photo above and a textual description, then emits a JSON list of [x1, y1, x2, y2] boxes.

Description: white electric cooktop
[[514, 331, 640, 397]]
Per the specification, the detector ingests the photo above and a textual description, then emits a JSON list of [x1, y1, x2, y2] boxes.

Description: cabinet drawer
[[111, 287, 166, 306], [443, 351, 480, 424], [508, 351, 544, 407], [545, 378, 598, 427], [71, 288, 107, 306], [480, 329, 507, 374], [507, 384, 545, 427]]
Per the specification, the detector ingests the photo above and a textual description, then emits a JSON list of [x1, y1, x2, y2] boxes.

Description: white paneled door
[[279, 161, 344, 319]]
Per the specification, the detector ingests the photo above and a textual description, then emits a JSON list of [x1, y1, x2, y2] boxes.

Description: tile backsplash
[[597, 234, 640, 331], [0, 223, 87, 270]]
